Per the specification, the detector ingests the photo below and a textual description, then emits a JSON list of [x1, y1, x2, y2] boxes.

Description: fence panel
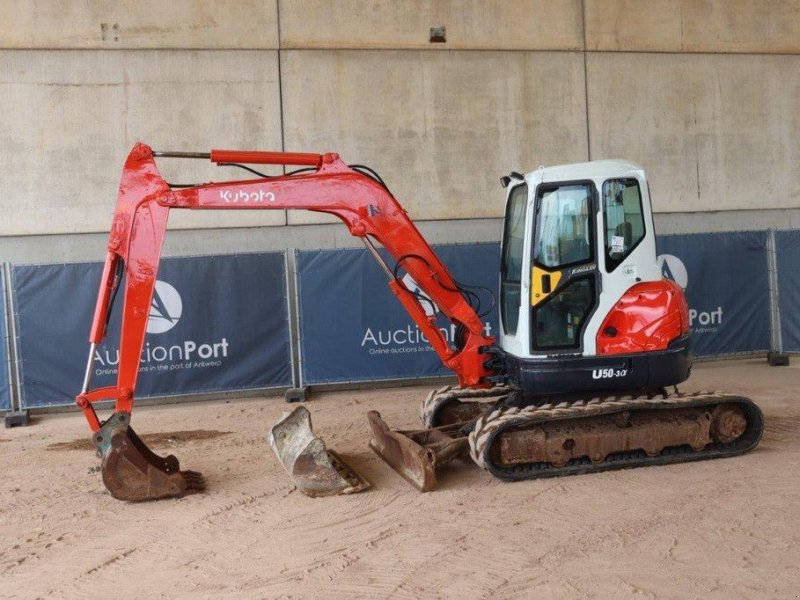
[[13, 252, 292, 408], [657, 231, 771, 357], [297, 243, 500, 384]]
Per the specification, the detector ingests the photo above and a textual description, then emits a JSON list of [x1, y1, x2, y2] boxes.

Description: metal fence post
[[283, 249, 307, 402], [766, 229, 789, 365], [4, 263, 29, 426]]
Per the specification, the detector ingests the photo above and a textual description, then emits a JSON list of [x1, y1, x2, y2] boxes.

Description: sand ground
[[1, 358, 799, 599]]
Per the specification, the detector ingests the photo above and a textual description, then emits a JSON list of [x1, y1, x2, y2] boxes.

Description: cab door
[[529, 181, 599, 354]]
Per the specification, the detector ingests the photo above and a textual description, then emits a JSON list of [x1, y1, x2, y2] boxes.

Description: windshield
[[533, 184, 593, 269]]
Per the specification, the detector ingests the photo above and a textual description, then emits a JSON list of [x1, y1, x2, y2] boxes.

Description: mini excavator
[[76, 144, 763, 501]]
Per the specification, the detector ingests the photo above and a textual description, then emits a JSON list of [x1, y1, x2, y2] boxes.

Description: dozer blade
[[367, 410, 470, 492], [93, 412, 205, 502], [268, 406, 369, 497]]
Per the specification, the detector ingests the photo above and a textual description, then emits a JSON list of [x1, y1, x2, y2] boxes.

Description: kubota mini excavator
[[76, 144, 762, 501]]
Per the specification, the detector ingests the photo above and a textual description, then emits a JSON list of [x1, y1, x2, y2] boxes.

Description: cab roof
[[526, 159, 646, 184]]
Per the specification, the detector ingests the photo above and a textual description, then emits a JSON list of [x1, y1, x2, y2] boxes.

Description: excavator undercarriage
[[369, 388, 763, 491]]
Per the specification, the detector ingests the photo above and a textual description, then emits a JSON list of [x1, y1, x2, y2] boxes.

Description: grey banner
[[14, 252, 292, 408]]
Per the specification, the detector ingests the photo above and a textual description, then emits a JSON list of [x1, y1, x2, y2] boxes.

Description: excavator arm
[[76, 143, 496, 500]]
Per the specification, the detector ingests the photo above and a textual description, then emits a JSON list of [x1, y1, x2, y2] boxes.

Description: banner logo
[[657, 254, 688, 289], [96, 278, 230, 373], [657, 253, 722, 330], [147, 280, 183, 334]]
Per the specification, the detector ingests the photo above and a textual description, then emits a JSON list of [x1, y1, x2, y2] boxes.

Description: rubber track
[[468, 391, 764, 481], [420, 384, 513, 428]]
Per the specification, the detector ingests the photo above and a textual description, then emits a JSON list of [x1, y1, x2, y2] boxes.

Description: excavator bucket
[[367, 411, 470, 492], [269, 406, 370, 497], [93, 412, 205, 502]]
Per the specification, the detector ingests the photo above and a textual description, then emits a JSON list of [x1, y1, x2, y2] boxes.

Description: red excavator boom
[[76, 143, 495, 500]]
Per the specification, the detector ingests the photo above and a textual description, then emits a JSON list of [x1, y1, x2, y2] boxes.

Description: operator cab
[[498, 160, 690, 396]]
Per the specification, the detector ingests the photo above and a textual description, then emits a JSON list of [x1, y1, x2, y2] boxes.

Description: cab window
[[530, 182, 596, 351], [603, 179, 645, 271], [534, 184, 593, 269], [500, 184, 527, 335]]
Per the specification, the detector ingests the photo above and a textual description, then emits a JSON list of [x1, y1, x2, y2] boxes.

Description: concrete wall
[[281, 49, 587, 224], [279, 0, 584, 50], [0, 0, 799, 259], [588, 53, 800, 213], [585, 0, 800, 54], [0, 1, 279, 49], [0, 50, 284, 235]]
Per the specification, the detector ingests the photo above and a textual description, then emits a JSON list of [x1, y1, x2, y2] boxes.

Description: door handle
[[542, 274, 551, 294]]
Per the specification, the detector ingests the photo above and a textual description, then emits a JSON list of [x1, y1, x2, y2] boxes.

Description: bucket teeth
[[93, 412, 205, 501], [268, 406, 370, 497]]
